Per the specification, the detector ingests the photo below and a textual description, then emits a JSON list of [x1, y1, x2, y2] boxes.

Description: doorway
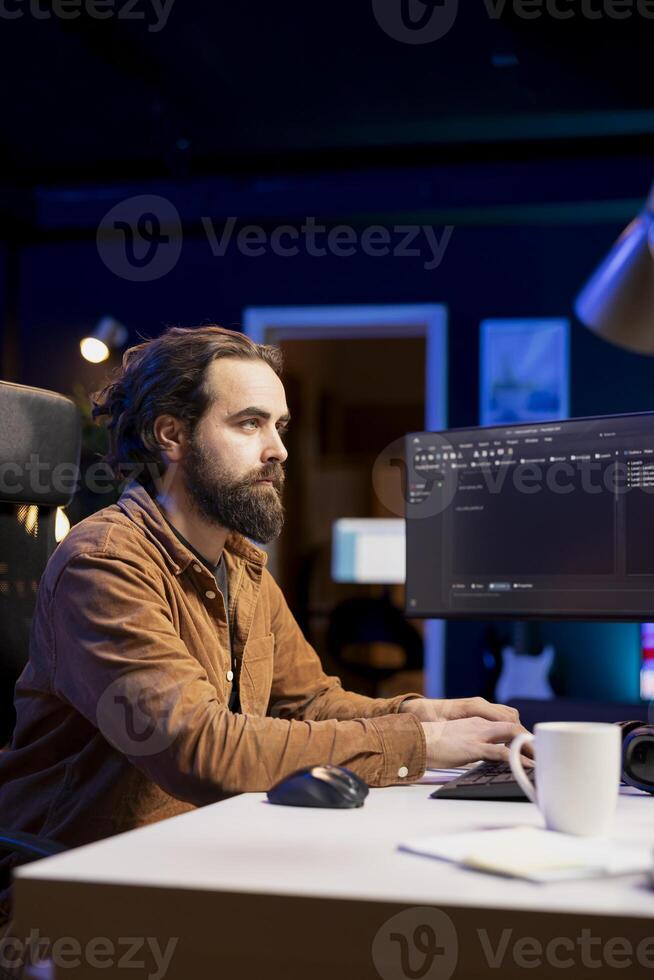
[[244, 304, 447, 697]]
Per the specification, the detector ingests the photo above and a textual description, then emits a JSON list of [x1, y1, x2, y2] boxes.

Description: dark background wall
[[16, 214, 654, 413]]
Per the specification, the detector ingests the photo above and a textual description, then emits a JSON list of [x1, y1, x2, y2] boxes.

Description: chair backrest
[[0, 381, 81, 746]]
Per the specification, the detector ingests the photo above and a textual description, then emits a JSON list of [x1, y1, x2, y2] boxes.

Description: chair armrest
[[0, 828, 68, 861]]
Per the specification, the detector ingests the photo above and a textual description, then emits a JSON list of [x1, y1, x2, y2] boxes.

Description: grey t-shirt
[[160, 514, 239, 712]]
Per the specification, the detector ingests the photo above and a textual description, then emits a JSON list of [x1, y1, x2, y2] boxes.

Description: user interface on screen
[[405, 413, 654, 619]]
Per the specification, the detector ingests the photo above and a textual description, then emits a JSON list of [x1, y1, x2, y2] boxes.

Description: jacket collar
[[115, 479, 269, 576]]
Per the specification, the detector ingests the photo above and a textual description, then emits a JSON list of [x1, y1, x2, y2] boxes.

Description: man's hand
[[399, 696, 521, 726], [420, 717, 531, 769]]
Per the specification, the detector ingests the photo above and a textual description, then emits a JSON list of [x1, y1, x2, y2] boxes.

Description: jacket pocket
[[241, 632, 274, 715]]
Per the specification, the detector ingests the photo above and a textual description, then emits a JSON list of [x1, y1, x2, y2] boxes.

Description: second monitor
[[405, 412, 654, 620]]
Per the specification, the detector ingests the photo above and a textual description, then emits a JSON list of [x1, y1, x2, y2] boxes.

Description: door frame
[[243, 302, 448, 698]]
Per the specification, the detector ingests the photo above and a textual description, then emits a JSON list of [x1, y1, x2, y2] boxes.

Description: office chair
[[0, 380, 81, 873]]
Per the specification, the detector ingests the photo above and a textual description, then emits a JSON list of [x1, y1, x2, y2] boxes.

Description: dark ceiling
[[0, 0, 653, 184]]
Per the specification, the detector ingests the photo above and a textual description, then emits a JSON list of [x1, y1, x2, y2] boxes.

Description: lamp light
[[80, 317, 128, 363], [55, 507, 70, 542]]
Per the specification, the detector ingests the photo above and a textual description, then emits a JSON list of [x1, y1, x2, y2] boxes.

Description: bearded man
[[0, 325, 524, 934]]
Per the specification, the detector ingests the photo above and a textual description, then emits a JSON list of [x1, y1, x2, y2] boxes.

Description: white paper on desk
[[399, 826, 653, 883]]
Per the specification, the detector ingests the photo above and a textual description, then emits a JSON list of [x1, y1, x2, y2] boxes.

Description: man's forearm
[[282, 675, 425, 723]]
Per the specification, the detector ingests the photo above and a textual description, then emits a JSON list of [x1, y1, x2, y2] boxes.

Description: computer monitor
[[405, 412, 654, 619], [331, 518, 405, 584]]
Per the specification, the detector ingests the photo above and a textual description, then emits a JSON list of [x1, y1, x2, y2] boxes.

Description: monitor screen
[[332, 519, 405, 584], [405, 412, 654, 619]]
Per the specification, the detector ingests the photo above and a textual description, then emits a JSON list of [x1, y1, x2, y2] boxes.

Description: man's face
[[182, 357, 289, 544]]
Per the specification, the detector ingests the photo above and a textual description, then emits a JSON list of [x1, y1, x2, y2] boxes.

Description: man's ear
[[153, 414, 189, 463]]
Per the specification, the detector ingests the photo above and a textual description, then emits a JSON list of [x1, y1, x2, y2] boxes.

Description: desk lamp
[[575, 179, 654, 354]]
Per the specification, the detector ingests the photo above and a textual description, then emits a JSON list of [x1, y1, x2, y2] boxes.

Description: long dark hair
[[91, 324, 283, 490]]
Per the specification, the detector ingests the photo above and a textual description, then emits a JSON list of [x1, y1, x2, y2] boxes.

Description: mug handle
[[509, 732, 536, 803]]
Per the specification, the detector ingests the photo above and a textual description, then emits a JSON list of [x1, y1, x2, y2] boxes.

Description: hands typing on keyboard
[[399, 696, 536, 799], [400, 696, 533, 772]]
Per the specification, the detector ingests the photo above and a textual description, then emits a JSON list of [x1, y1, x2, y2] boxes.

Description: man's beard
[[183, 436, 285, 544]]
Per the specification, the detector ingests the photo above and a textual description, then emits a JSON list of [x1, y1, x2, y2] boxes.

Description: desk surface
[[15, 783, 654, 919]]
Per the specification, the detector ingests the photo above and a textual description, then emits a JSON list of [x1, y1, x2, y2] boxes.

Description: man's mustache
[[250, 467, 285, 486]]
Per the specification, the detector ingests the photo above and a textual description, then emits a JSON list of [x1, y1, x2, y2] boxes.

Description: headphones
[[617, 720, 654, 794]]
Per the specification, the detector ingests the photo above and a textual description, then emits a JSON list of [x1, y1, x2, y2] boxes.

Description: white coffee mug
[[509, 722, 622, 836]]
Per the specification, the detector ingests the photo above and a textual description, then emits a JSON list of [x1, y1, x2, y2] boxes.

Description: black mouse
[[266, 764, 369, 808]]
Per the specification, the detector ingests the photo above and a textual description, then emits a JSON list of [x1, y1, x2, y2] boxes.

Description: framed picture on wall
[[480, 318, 570, 426]]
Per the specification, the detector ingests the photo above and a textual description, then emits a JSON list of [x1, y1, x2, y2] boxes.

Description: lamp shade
[[574, 182, 654, 355]]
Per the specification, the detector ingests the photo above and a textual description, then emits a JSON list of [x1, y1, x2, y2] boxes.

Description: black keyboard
[[430, 761, 536, 801]]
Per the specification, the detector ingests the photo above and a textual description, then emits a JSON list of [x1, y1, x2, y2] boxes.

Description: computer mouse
[[266, 764, 369, 808]]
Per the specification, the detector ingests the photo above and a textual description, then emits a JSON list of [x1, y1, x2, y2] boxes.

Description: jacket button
[[398, 766, 409, 778], [193, 563, 203, 573], [226, 669, 234, 682], [205, 590, 216, 599]]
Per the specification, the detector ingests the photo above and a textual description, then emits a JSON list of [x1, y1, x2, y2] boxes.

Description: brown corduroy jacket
[[0, 479, 426, 916]]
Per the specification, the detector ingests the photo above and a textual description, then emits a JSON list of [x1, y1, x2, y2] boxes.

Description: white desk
[[12, 784, 654, 980]]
